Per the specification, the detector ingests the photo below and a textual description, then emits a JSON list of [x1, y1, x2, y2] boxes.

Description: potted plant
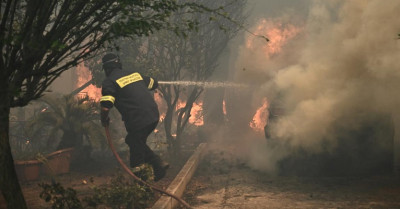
[[26, 94, 107, 165], [13, 148, 76, 180], [13, 147, 76, 180], [10, 133, 46, 181], [43, 147, 75, 175], [14, 159, 42, 181], [13, 152, 46, 182]]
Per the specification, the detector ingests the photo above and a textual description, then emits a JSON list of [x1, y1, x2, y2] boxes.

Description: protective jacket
[[100, 68, 159, 131]]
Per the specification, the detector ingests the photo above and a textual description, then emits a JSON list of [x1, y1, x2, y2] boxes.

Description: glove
[[101, 116, 110, 127]]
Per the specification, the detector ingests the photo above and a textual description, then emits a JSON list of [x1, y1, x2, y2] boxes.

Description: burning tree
[[135, 0, 247, 154], [0, 1, 224, 208]]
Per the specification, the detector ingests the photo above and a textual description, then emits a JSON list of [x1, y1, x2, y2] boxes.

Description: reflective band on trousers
[[148, 78, 154, 89], [100, 95, 115, 104], [116, 72, 143, 88]]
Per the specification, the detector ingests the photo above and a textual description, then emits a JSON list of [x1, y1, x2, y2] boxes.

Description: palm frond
[[82, 121, 107, 150], [27, 94, 102, 150]]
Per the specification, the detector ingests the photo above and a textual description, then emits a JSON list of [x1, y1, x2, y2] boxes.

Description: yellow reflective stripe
[[116, 72, 143, 88], [100, 95, 115, 104], [148, 78, 154, 89]]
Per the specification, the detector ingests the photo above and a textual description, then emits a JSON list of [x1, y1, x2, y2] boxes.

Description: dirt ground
[[183, 149, 400, 209]]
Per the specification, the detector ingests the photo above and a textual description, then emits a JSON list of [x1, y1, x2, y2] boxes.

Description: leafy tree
[[0, 1, 224, 208]]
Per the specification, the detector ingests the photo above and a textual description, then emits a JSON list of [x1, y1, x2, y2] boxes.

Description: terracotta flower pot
[[14, 159, 42, 181], [43, 147, 74, 175]]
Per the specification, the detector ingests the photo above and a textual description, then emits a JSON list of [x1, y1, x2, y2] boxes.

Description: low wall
[[152, 143, 207, 209]]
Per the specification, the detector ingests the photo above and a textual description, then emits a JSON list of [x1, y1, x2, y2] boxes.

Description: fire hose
[[104, 126, 192, 209]]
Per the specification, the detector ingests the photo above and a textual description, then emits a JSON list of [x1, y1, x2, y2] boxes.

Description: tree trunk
[[0, 96, 27, 209], [203, 88, 225, 128], [164, 106, 175, 152], [57, 130, 79, 150]]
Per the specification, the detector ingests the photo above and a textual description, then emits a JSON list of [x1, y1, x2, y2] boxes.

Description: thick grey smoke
[[233, 0, 400, 173]]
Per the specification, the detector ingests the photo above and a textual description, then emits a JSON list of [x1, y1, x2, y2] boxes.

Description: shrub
[[39, 171, 154, 209]]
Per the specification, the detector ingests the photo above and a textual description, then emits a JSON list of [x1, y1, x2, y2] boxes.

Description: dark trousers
[[125, 121, 159, 168]]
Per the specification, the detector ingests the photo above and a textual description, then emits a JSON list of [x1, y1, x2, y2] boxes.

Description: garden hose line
[[104, 126, 192, 209]]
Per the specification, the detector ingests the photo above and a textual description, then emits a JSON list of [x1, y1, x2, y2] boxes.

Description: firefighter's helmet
[[102, 53, 120, 65], [102, 53, 121, 76]]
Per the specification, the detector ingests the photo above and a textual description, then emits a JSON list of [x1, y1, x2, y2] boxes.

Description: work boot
[[150, 158, 170, 182]]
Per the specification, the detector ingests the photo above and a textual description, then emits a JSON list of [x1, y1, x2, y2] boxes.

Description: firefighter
[[100, 53, 169, 181]]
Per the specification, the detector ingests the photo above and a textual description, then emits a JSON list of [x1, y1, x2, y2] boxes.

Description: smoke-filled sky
[[231, 0, 400, 173]]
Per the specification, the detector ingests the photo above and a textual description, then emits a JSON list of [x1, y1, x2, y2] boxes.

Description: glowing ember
[[223, 100, 227, 115], [75, 63, 101, 100], [159, 114, 166, 122], [250, 98, 269, 132], [154, 92, 166, 121], [246, 18, 301, 58]]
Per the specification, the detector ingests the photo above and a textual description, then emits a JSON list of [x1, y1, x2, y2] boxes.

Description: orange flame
[[246, 18, 301, 58], [176, 100, 204, 126], [154, 93, 204, 126], [76, 63, 101, 100], [190, 102, 204, 126], [250, 98, 269, 132]]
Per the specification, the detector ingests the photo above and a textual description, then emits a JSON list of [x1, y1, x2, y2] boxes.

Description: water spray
[[158, 81, 248, 88]]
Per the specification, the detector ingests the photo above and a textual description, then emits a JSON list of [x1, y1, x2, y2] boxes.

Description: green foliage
[[84, 173, 154, 209], [132, 164, 155, 182], [14, 151, 48, 162], [1, 0, 222, 108], [39, 181, 82, 209], [39, 172, 154, 209], [50, 41, 67, 52], [10, 113, 53, 160], [26, 94, 106, 151]]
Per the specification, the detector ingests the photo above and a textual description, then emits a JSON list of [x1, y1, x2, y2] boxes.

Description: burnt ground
[[183, 148, 400, 209]]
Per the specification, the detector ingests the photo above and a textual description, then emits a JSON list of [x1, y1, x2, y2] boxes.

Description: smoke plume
[[233, 0, 400, 174]]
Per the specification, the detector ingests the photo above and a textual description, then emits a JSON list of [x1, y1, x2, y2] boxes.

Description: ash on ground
[[183, 148, 400, 209]]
